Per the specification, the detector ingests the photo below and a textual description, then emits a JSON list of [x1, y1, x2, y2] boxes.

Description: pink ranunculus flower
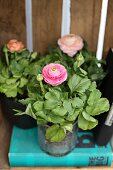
[[42, 63, 67, 86], [58, 34, 84, 57], [7, 39, 24, 52]]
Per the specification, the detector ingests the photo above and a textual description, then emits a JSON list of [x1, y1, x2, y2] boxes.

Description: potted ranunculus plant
[[47, 34, 106, 87], [0, 39, 41, 128], [15, 34, 110, 156]]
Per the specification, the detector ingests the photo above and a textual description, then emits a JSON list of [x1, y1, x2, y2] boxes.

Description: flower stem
[[5, 51, 9, 67], [40, 80, 46, 96]]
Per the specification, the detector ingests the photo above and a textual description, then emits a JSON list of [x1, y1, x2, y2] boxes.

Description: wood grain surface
[[32, 0, 62, 53], [0, 0, 26, 48], [71, 0, 101, 53]]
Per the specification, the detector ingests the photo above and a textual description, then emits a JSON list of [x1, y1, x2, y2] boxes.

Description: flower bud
[[37, 74, 43, 81], [31, 52, 37, 59]]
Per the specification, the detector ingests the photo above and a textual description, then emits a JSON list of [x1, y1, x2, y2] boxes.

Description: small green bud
[[77, 53, 84, 61], [76, 53, 84, 67], [31, 52, 37, 59], [37, 74, 43, 81]]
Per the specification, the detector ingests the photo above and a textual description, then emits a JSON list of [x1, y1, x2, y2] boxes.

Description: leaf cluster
[[0, 47, 42, 98], [15, 52, 110, 142]]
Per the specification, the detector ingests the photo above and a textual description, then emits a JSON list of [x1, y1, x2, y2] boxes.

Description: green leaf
[[25, 103, 37, 119], [68, 75, 91, 94], [36, 110, 50, 122], [82, 111, 97, 122], [48, 113, 64, 123], [66, 110, 80, 121], [10, 60, 23, 74], [78, 113, 98, 130], [44, 100, 58, 110], [1, 67, 9, 78], [0, 75, 6, 83], [87, 89, 101, 105], [68, 74, 78, 93], [61, 122, 73, 132], [63, 100, 72, 112], [52, 106, 67, 116], [79, 68, 87, 76], [79, 93, 87, 103], [18, 59, 29, 68], [37, 118, 47, 125], [46, 125, 66, 142], [1, 84, 18, 97], [86, 98, 110, 116], [6, 78, 17, 85], [88, 82, 97, 92], [19, 77, 28, 88], [71, 97, 84, 108], [14, 104, 35, 119], [33, 101, 44, 111], [19, 98, 35, 105], [45, 88, 61, 100], [74, 77, 91, 94]]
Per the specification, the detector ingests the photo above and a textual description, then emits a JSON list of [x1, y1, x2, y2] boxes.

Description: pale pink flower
[[58, 34, 84, 57], [7, 39, 24, 52], [42, 63, 67, 86]]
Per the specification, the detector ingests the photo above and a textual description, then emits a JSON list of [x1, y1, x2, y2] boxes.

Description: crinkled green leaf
[[68, 75, 91, 94], [19, 77, 28, 88], [71, 97, 84, 108], [82, 111, 97, 122], [37, 118, 47, 125], [0, 75, 6, 83], [87, 89, 101, 105], [6, 78, 17, 85], [48, 113, 64, 123], [52, 106, 67, 116], [10, 60, 23, 74], [61, 122, 73, 132], [1, 83, 18, 97], [46, 125, 66, 142], [78, 113, 98, 130], [63, 100, 72, 112], [14, 103, 36, 120], [44, 100, 58, 110], [66, 110, 80, 121], [74, 77, 91, 94], [88, 82, 97, 92], [19, 98, 35, 105], [79, 68, 87, 76], [1, 67, 9, 78], [18, 59, 29, 68], [45, 88, 61, 100], [86, 98, 110, 116], [25, 103, 37, 119], [79, 93, 87, 103], [33, 101, 44, 111], [35, 110, 50, 121]]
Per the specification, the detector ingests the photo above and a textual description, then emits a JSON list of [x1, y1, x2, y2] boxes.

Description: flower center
[[49, 67, 60, 76], [51, 67, 57, 71]]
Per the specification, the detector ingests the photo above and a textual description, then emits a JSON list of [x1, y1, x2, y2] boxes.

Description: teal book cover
[[8, 126, 113, 167]]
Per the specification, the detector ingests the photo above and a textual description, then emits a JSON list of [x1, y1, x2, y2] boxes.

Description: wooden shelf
[[0, 105, 113, 170]]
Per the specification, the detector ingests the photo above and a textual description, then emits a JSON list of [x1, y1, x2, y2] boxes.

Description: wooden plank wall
[[0, 0, 113, 54], [0, 0, 26, 48], [32, 0, 63, 53]]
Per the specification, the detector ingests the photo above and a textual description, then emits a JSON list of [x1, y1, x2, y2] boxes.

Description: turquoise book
[[8, 126, 113, 167]]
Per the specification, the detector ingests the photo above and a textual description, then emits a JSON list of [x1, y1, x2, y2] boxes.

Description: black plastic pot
[[0, 94, 37, 129]]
